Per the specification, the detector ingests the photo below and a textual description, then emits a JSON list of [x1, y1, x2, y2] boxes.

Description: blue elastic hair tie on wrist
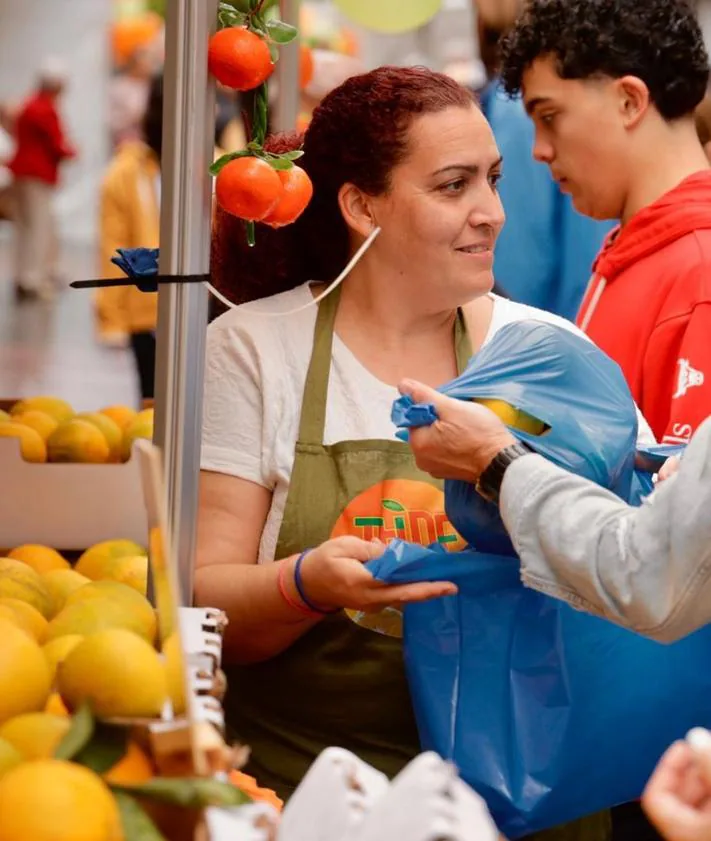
[[294, 550, 339, 615]]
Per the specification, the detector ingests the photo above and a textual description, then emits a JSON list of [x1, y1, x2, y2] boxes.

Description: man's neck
[[621, 125, 710, 224]]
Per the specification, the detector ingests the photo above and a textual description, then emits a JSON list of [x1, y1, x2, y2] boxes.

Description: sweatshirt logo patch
[[673, 358, 705, 399]]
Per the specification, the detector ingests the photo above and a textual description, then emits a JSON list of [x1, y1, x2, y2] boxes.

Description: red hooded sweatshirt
[[577, 171, 711, 445]]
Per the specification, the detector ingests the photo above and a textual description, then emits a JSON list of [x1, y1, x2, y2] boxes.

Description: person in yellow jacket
[[96, 74, 162, 399]]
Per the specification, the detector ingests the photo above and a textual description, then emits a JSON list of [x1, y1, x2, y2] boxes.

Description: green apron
[[224, 287, 610, 841]]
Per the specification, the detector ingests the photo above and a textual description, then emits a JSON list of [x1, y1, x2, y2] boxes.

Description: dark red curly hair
[[210, 66, 475, 309]]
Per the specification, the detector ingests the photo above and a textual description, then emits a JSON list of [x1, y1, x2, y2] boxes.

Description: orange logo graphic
[[331, 479, 465, 551]]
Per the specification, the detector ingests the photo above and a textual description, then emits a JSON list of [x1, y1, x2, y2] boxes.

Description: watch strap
[[476, 441, 535, 504]]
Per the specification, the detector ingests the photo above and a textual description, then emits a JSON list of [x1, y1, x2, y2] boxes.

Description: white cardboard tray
[[0, 438, 148, 550]]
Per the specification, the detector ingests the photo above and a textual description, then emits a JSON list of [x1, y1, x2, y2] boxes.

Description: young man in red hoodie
[[8, 58, 76, 301], [500, 0, 711, 448]]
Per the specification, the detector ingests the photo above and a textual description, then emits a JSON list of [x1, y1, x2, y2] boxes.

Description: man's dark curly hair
[[500, 0, 709, 121]]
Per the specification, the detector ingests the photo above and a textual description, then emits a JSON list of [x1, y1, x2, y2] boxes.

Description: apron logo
[[331, 480, 466, 551]]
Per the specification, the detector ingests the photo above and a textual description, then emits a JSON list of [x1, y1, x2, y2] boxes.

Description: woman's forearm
[[194, 559, 321, 665]]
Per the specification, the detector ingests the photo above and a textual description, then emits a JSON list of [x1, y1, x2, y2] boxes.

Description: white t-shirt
[[201, 283, 654, 562]]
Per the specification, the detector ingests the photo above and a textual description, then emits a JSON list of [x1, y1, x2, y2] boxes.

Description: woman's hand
[[642, 739, 711, 841], [295, 536, 457, 613]]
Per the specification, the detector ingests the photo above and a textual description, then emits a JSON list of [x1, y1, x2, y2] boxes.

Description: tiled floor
[[0, 229, 138, 411]]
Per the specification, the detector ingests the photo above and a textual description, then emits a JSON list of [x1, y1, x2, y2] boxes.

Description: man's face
[[522, 56, 630, 221]]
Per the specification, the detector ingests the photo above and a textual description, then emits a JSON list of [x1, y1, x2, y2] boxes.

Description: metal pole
[[272, 0, 301, 132], [153, 0, 217, 604]]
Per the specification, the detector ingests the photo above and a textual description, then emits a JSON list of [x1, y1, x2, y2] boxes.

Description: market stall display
[[3, 0, 642, 837], [0, 451, 245, 840]]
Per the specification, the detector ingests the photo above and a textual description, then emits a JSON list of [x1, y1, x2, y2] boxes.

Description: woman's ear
[[338, 182, 377, 238]]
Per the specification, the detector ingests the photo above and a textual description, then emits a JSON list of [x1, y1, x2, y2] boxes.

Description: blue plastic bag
[[393, 320, 638, 552], [369, 541, 711, 839], [381, 320, 703, 836]]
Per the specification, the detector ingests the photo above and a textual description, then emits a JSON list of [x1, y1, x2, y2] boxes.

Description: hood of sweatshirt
[[594, 170, 711, 283]]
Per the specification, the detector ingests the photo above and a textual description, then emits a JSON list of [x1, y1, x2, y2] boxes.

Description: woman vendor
[[196, 65, 647, 840]]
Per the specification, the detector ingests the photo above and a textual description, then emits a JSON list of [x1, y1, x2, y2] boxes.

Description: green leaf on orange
[[115, 792, 167, 841], [111, 777, 252, 809], [73, 723, 129, 774], [217, 9, 247, 28], [217, 2, 248, 27], [209, 150, 252, 175], [266, 157, 294, 171], [54, 703, 94, 761], [222, 0, 251, 13], [265, 20, 298, 44]]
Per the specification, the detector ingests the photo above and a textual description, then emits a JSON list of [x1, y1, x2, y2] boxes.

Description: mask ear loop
[[203, 226, 382, 317]]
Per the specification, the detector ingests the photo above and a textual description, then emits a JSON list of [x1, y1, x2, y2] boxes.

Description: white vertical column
[[153, 0, 218, 603], [272, 0, 301, 132]]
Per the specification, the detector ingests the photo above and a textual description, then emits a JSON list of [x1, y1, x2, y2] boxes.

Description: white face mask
[[204, 226, 382, 317]]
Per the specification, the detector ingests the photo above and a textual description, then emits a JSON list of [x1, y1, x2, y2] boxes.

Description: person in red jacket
[[499, 0, 711, 448], [7, 58, 76, 301]]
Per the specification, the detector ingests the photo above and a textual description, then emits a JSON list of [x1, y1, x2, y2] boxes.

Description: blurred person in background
[[7, 58, 76, 302], [298, 48, 365, 131], [0, 103, 17, 226], [96, 75, 162, 401], [108, 45, 157, 151], [474, 0, 614, 320]]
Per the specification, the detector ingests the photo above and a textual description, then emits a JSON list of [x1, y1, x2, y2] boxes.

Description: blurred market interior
[[2, 0, 711, 410]]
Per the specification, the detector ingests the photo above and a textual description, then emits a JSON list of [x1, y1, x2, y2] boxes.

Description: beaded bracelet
[[294, 550, 340, 615]]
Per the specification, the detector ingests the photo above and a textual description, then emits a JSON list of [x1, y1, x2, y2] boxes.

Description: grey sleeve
[[499, 418, 711, 642]]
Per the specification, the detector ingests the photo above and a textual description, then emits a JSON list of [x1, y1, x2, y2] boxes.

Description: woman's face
[[368, 104, 505, 310]]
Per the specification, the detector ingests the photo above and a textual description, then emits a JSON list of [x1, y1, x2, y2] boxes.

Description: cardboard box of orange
[[0, 397, 152, 550]]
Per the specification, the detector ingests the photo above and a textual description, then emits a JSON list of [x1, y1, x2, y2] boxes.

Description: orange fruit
[[216, 156, 283, 221], [300, 44, 314, 90], [45, 693, 70, 717], [229, 769, 283, 811], [0, 759, 122, 841], [262, 165, 314, 228], [10, 396, 74, 424], [8, 545, 69, 575], [47, 419, 110, 464], [99, 405, 137, 431], [208, 27, 274, 92], [104, 741, 154, 785], [12, 411, 58, 442], [0, 422, 46, 463]]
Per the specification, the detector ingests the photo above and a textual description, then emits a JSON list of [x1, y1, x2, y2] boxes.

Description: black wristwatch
[[476, 441, 535, 504]]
